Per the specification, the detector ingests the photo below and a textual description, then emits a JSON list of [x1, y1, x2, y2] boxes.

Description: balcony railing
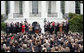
[[48, 13, 57, 17], [13, 13, 23, 18], [30, 12, 41, 17]]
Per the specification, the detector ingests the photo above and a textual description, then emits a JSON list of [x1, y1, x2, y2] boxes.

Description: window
[[61, 1, 65, 15], [48, 1, 51, 14], [75, 1, 80, 14], [32, 1, 38, 14], [19, 1, 23, 14], [6, 1, 10, 15]]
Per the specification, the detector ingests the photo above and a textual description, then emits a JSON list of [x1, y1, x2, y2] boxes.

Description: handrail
[[1, 14, 8, 22]]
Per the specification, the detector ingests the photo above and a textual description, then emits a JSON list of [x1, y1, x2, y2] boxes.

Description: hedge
[[69, 13, 83, 33], [1, 22, 6, 31]]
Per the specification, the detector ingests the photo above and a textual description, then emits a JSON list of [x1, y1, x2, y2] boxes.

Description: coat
[[25, 24, 29, 32], [10, 24, 13, 33], [6, 24, 10, 33], [22, 25, 25, 33]]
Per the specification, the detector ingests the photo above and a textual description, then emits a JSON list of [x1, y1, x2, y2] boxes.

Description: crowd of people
[[1, 20, 83, 52], [44, 21, 69, 35], [1, 31, 83, 52], [6, 21, 41, 35]]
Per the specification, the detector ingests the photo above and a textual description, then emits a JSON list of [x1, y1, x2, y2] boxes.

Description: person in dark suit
[[44, 22, 47, 32], [13, 23, 16, 34], [57, 23, 59, 33], [63, 22, 67, 34], [55, 23, 58, 35], [10, 22, 13, 34], [66, 20, 69, 34], [48, 22, 50, 33], [25, 23, 29, 34], [49, 22, 52, 34], [18, 22, 20, 33], [15, 23, 17, 34], [12, 23, 14, 33], [6, 23, 7, 33], [20, 23, 22, 32], [6, 23, 10, 34], [16, 22, 20, 33]]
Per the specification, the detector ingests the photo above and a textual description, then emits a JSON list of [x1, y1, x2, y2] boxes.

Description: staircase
[[1, 14, 8, 22]]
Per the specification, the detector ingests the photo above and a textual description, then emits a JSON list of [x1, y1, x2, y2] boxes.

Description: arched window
[[6, 1, 10, 15], [32, 1, 38, 14], [75, 1, 80, 14]]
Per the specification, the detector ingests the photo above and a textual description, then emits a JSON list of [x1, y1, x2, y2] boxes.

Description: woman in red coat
[[22, 24, 25, 33]]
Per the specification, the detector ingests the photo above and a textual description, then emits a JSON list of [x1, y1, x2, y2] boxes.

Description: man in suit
[[44, 22, 47, 32], [20, 23, 22, 32], [63, 22, 67, 34], [55, 23, 58, 35], [57, 23, 59, 33], [66, 20, 69, 34], [16, 22, 20, 33], [25, 22, 29, 34], [6, 23, 10, 34], [12, 23, 15, 34], [10, 22, 13, 34]]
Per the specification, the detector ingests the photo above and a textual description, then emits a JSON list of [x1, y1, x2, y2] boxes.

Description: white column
[[56, 1, 62, 19], [41, 1, 47, 33], [80, 3, 83, 15], [65, 1, 70, 14], [23, 1, 29, 18], [41, 1, 47, 18], [8, 1, 15, 19], [1, 1, 6, 15], [69, 1, 75, 13]]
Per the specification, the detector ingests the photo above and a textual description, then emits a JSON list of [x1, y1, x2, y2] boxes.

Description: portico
[[1, 1, 83, 33]]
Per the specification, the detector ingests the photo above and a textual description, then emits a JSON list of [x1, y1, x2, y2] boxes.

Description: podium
[[35, 29, 40, 34], [34, 25, 40, 34]]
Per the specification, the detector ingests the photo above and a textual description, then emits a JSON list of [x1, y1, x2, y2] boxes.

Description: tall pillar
[[69, 1, 75, 13], [1, 1, 6, 15], [41, 1, 47, 18], [56, 1, 62, 19], [80, 3, 83, 15], [23, 1, 29, 18], [41, 1, 47, 33], [65, 1, 70, 14], [8, 1, 15, 19]]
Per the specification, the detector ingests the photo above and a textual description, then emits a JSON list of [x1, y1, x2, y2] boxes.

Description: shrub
[[1, 15, 3, 20], [1, 22, 6, 31], [69, 13, 83, 33], [69, 13, 77, 19]]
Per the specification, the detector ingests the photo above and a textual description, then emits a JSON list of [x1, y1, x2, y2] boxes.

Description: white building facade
[[1, 1, 83, 33]]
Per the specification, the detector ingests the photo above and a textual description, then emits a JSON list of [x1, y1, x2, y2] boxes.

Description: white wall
[[1, 1, 6, 15]]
